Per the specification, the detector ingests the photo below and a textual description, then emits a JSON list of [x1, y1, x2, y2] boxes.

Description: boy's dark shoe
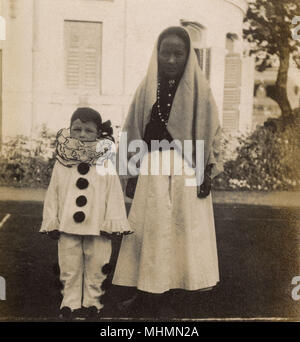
[[85, 306, 99, 321], [59, 307, 72, 320], [72, 308, 86, 321]]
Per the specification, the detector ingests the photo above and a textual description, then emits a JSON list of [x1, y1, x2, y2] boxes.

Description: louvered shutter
[[65, 21, 102, 91], [65, 22, 80, 89], [222, 53, 241, 132]]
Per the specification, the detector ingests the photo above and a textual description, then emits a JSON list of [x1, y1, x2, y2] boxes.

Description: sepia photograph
[[0, 0, 299, 326]]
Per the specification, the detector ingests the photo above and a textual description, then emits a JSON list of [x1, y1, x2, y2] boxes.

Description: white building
[[0, 0, 253, 140]]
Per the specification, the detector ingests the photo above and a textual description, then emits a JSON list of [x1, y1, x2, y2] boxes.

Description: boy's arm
[[40, 162, 60, 237], [100, 166, 132, 235]]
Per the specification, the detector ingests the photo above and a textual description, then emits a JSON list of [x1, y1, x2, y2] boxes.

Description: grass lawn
[[0, 201, 299, 320]]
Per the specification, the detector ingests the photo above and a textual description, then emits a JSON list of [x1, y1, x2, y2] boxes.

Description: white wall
[[31, 0, 126, 133], [1, 0, 34, 136], [1, 0, 249, 137]]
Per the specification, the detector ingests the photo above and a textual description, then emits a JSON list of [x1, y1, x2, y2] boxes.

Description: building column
[[31, 0, 39, 133]]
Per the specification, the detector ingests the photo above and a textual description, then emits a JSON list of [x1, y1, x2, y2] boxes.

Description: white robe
[[113, 150, 219, 293], [113, 27, 222, 294]]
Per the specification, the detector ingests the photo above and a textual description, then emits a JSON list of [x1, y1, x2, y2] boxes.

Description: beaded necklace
[[156, 78, 176, 127]]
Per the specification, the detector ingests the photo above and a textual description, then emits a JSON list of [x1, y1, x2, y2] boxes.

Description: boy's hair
[[70, 107, 114, 141], [71, 107, 102, 130]]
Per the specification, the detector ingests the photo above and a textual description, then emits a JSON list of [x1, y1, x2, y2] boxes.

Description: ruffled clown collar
[[55, 128, 114, 167]]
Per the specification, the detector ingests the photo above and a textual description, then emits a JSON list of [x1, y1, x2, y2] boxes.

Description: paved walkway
[[0, 186, 300, 207]]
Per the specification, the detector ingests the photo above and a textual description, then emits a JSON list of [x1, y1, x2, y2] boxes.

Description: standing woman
[[113, 26, 223, 316]]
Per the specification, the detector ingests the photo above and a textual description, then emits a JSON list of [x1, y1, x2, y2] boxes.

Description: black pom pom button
[[101, 263, 112, 275], [100, 278, 110, 291], [73, 211, 85, 223], [76, 195, 87, 207], [77, 163, 90, 175], [76, 178, 89, 190]]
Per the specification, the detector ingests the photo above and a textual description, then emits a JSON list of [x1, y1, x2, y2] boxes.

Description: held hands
[[197, 164, 213, 199], [126, 177, 138, 199], [48, 230, 60, 240], [143, 121, 173, 146], [197, 174, 211, 198]]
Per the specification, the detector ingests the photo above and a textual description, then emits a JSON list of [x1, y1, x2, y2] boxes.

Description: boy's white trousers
[[58, 233, 112, 310]]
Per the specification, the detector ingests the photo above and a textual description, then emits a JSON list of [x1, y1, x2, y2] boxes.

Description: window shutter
[[83, 23, 101, 89], [65, 21, 102, 91], [222, 53, 241, 132], [65, 23, 80, 89]]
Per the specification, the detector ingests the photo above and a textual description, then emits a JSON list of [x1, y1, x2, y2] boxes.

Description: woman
[[113, 26, 223, 316]]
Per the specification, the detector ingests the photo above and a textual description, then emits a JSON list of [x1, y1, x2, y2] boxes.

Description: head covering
[[157, 26, 190, 54], [119, 26, 223, 178], [157, 26, 190, 83]]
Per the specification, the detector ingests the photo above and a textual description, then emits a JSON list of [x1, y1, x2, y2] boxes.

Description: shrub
[[0, 125, 121, 188], [213, 110, 300, 191], [1, 114, 300, 191], [0, 126, 56, 188]]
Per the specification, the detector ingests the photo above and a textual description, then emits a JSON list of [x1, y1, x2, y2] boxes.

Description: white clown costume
[[40, 130, 132, 310]]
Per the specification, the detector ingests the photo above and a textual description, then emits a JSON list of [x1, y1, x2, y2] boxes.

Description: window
[[65, 21, 102, 92], [180, 20, 210, 80]]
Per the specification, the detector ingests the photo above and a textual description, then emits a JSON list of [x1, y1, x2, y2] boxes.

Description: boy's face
[[70, 119, 98, 142]]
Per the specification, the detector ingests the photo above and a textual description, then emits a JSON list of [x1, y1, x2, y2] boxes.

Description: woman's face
[[158, 34, 188, 79]]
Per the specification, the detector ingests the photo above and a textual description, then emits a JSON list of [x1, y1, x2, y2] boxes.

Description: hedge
[[1, 112, 300, 191]]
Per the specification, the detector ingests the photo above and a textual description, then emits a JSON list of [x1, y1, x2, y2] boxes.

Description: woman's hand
[[143, 121, 173, 146], [126, 177, 138, 199], [48, 230, 60, 240], [197, 164, 213, 198], [197, 174, 211, 198]]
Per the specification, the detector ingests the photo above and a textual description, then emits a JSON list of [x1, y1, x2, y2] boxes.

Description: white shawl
[[119, 27, 223, 179]]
